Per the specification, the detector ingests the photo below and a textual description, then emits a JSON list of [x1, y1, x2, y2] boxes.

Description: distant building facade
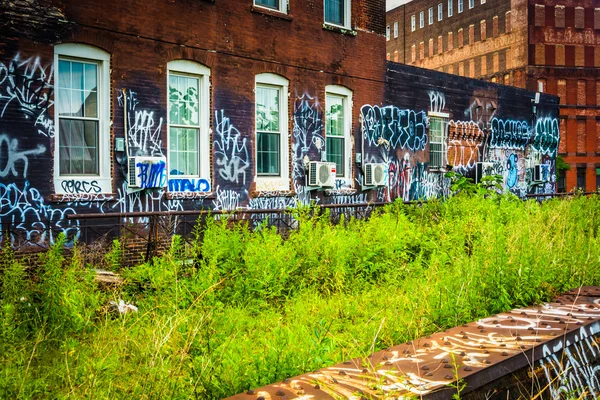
[[387, 0, 600, 191]]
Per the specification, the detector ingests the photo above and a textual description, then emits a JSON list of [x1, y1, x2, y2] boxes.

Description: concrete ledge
[[226, 287, 600, 399]]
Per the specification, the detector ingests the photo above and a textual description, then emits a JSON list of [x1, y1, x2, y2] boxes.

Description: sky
[[387, 0, 412, 12]]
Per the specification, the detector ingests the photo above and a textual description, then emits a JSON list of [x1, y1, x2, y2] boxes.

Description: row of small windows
[[53, 44, 353, 195], [255, 0, 351, 28], [534, 5, 600, 30], [407, 13, 511, 63], [409, 0, 486, 32]]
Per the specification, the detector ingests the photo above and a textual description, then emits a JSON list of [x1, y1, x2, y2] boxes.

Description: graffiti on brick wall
[[361, 105, 428, 152], [212, 186, 241, 211], [0, 133, 46, 178], [168, 178, 210, 193], [428, 91, 445, 114], [490, 118, 531, 151], [539, 326, 600, 399], [0, 53, 54, 137], [214, 110, 250, 185], [60, 179, 102, 194], [532, 117, 560, 156], [0, 181, 79, 246], [118, 89, 164, 157]]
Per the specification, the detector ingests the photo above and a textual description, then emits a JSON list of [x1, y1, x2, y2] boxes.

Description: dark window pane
[[327, 137, 344, 176], [256, 0, 279, 9], [59, 119, 98, 175], [257, 132, 280, 175], [325, 0, 344, 25]]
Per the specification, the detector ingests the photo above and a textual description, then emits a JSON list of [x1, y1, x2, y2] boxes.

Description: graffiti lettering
[[214, 110, 250, 185], [60, 179, 102, 194], [361, 105, 428, 151], [168, 178, 210, 193], [136, 160, 167, 189], [0, 133, 46, 178]]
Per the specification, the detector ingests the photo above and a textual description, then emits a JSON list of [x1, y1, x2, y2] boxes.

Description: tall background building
[[387, 0, 600, 191]]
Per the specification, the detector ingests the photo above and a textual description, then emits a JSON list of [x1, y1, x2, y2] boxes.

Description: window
[[411, 15, 416, 31], [448, 0, 453, 17], [54, 44, 111, 194], [254, 0, 286, 13], [596, 168, 600, 191], [167, 60, 210, 184], [393, 21, 399, 38], [429, 7, 434, 24], [438, 3, 443, 21], [420, 11, 425, 28], [386, 25, 390, 40], [481, 0, 485, 3], [325, 85, 352, 181], [255, 73, 289, 186], [428, 114, 448, 169], [324, 0, 350, 28], [577, 166, 586, 190], [469, 0, 474, 9], [458, 0, 463, 13]]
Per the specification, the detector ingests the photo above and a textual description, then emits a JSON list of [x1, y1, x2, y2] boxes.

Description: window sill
[[251, 190, 295, 198], [322, 23, 357, 36], [50, 193, 116, 202], [166, 191, 213, 200], [324, 188, 356, 196], [251, 5, 292, 20]]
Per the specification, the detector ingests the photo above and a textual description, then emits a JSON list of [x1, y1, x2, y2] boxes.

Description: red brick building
[[0, 0, 558, 250], [387, 0, 600, 191]]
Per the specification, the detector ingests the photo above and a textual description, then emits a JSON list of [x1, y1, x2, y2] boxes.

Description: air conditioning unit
[[364, 163, 386, 187], [128, 156, 167, 188], [475, 162, 494, 183], [307, 161, 336, 188], [533, 164, 543, 181]]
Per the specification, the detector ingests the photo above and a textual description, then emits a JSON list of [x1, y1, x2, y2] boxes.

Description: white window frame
[[254, 73, 289, 190], [411, 15, 416, 31], [448, 0, 453, 17], [386, 25, 391, 40], [166, 60, 211, 191], [428, 111, 449, 170], [253, 0, 287, 13], [438, 3, 443, 21], [393, 21, 399, 38], [325, 85, 353, 184], [429, 7, 434, 25], [420, 11, 425, 28], [481, 0, 486, 3], [323, 0, 351, 29], [53, 43, 111, 195], [458, 0, 463, 13], [469, 0, 474, 9]]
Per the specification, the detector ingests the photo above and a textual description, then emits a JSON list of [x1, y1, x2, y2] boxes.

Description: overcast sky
[[387, 0, 412, 12]]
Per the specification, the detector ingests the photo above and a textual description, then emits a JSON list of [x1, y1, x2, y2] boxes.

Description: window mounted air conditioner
[[364, 163, 386, 187], [475, 162, 494, 183], [128, 156, 166, 188], [307, 161, 336, 188]]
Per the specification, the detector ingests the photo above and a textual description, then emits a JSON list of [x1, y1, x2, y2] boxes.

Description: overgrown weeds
[[2, 194, 600, 398]]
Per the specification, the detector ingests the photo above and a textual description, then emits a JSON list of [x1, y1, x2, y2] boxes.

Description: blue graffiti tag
[[168, 178, 210, 193], [506, 153, 518, 188], [136, 160, 167, 189]]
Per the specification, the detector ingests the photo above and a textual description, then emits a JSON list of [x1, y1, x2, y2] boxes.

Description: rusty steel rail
[[225, 287, 600, 400]]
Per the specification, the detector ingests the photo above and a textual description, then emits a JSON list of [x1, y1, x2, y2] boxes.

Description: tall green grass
[[2, 194, 600, 398]]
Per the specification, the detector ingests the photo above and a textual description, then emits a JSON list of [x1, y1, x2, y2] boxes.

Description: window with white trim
[[386, 25, 391, 40], [469, 0, 474, 9], [393, 21, 399, 38], [458, 0, 463, 13], [411, 15, 416, 31], [448, 0, 453, 17], [54, 44, 111, 194], [255, 74, 289, 187], [167, 60, 210, 184], [324, 0, 351, 29], [429, 7, 434, 24], [420, 11, 425, 28], [438, 3, 443, 21], [428, 113, 448, 170], [254, 0, 287, 13], [325, 85, 352, 181]]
